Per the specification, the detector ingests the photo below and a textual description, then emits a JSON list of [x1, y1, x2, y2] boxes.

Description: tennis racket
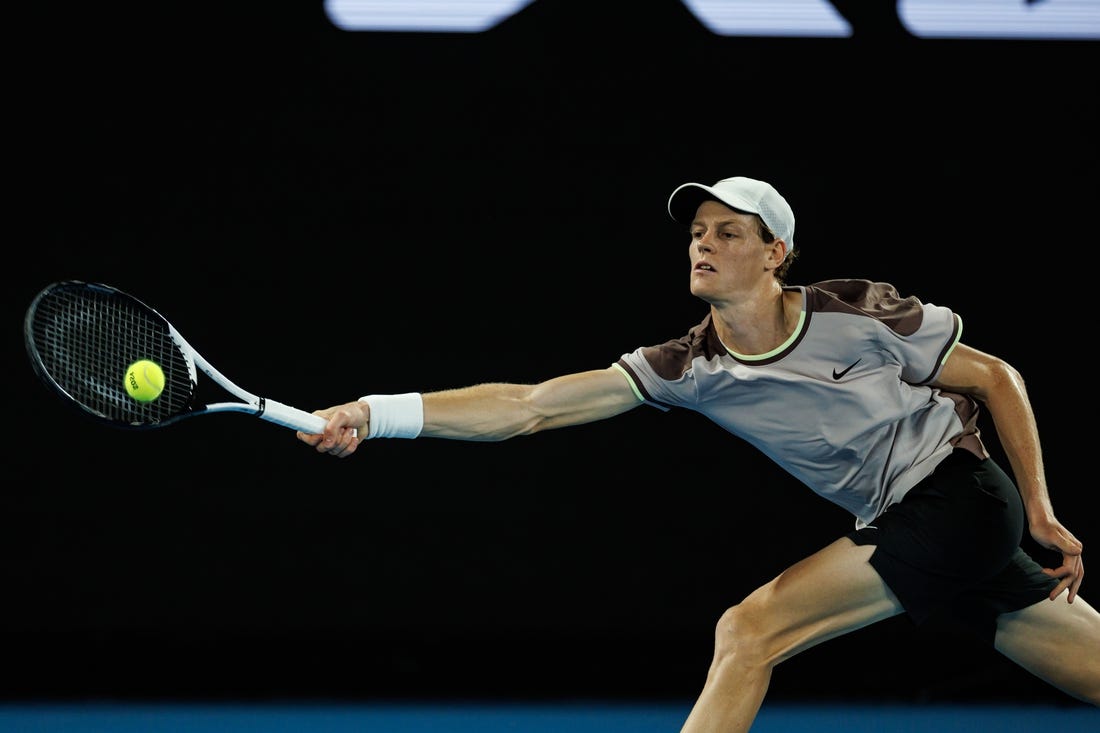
[[24, 280, 329, 434]]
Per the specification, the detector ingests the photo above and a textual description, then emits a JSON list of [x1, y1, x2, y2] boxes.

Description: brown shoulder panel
[[638, 314, 724, 382], [809, 279, 925, 337]]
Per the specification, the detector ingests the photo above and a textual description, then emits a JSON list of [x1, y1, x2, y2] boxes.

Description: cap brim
[[667, 183, 755, 225]]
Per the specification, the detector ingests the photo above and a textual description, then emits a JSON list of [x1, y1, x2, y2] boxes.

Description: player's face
[[687, 200, 773, 302]]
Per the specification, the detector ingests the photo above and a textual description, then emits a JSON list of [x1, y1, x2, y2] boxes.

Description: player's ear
[[766, 238, 788, 267]]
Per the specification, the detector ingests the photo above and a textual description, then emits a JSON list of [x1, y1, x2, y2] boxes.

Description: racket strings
[[27, 285, 195, 426]]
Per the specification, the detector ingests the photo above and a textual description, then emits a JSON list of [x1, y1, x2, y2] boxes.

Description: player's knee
[[710, 601, 777, 671]]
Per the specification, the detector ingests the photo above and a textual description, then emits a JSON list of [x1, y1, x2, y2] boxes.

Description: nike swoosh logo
[[832, 358, 861, 380]]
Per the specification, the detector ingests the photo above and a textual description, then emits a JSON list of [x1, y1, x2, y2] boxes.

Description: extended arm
[[298, 365, 642, 452], [933, 342, 1084, 601], [423, 367, 643, 440]]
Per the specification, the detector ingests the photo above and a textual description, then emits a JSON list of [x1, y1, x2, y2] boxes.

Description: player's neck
[[711, 286, 798, 356]]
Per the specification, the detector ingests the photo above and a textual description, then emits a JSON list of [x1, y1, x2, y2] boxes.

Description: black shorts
[[847, 449, 1058, 645]]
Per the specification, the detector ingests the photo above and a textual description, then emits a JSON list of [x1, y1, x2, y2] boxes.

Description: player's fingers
[[1067, 556, 1084, 603], [1042, 555, 1083, 602], [318, 425, 359, 457], [1043, 571, 1072, 602], [299, 403, 364, 456], [324, 439, 358, 458]]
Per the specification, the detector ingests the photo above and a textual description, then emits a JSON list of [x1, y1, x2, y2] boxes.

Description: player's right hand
[[297, 400, 368, 458]]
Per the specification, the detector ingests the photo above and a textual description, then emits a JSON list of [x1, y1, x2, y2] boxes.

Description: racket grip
[[261, 399, 330, 434]]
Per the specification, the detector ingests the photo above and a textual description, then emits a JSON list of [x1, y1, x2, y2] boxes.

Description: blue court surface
[[1, 701, 1097, 732]]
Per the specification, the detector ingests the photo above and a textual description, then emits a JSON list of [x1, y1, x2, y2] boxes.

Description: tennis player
[[299, 176, 1100, 730]]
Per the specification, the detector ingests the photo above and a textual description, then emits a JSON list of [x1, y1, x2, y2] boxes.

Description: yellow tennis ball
[[124, 359, 165, 403]]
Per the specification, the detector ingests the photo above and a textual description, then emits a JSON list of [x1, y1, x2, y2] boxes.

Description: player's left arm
[[932, 342, 1084, 601]]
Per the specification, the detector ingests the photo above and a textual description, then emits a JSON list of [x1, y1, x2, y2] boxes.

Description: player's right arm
[[299, 366, 642, 457], [425, 367, 642, 440]]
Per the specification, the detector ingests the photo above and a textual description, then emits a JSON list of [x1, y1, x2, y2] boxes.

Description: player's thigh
[[995, 594, 1100, 700], [743, 537, 906, 663]]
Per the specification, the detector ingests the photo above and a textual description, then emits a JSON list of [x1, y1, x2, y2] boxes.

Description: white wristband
[[359, 393, 424, 439]]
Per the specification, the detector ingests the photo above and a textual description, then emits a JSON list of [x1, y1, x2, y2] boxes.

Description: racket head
[[24, 281, 199, 429]]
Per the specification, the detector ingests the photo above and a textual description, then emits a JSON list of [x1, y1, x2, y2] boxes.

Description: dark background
[[6, 1, 1098, 708]]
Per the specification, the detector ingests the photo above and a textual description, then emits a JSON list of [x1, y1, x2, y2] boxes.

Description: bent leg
[[680, 537, 905, 733], [995, 594, 1100, 705]]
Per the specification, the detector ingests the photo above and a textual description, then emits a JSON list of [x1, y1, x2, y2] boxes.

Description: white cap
[[667, 176, 795, 253]]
